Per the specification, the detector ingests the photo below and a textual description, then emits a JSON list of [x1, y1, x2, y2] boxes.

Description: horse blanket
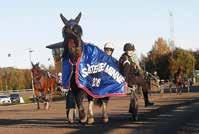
[[62, 43, 127, 98]]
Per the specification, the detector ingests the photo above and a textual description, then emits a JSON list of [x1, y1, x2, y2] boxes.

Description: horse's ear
[[36, 62, 40, 67], [31, 62, 34, 67], [75, 12, 81, 24], [60, 13, 68, 25]]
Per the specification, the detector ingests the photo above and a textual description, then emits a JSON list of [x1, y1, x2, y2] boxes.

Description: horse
[[174, 67, 185, 95], [61, 12, 114, 124], [31, 62, 57, 109], [61, 12, 87, 123]]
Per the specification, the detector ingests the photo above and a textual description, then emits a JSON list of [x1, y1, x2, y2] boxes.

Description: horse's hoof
[[66, 109, 75, 123], [79, 109, 87, 123], [80, 115, 87, 124], [87, 117, 94, 124], [68, 119, 74, 124], [102, 116, 109, 123], [44, 102, 49, 110], [67, 114, 74, 124]]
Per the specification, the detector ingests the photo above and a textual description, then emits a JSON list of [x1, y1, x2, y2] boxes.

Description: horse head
[[31, 62, 42, 78], [60, 12, 83, 63]]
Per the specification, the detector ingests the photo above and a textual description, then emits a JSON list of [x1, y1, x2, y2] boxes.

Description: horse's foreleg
[[102, 101, 109, 123], [176, 86, 179, 95], [49, 83, 55, 107], [34, 90, 40, 109], [48, 90, 53, 109], [36, 96, 40, 109], [179, 84, 183, 95], [43, 97, 49, 110], [43, 90, 49, 110], [87, 100, 94, 124]]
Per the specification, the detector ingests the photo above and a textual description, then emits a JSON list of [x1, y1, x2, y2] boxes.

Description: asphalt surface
[[0, 87, 199, 134]]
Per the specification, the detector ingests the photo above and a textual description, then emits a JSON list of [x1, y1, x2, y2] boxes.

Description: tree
[[0, 68, 32, 91], [193, 50, 199, 70], [142, 37, 196, 80], [169, 48, 195, 78], [144, 37, 172, 79]]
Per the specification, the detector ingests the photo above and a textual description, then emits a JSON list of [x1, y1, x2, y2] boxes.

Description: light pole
[[5, 53, 12, 93], [28, 48, 34, 65], [48, 58, 54, 66], [27, 48, 35, 98]]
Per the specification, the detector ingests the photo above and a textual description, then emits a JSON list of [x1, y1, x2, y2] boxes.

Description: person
[[58, 72, 62, 84], [86, 42, 114, 124], [119, 43, 154, 107], [104, 42, 114, 56], [57, 72, 62, 90], [101, 42, 114, 123]]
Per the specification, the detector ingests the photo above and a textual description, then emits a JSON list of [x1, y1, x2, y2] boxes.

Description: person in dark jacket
[[119, 43, 154, 107]]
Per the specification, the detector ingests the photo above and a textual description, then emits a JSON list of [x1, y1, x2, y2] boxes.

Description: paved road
[[0, 91, 199, 134]]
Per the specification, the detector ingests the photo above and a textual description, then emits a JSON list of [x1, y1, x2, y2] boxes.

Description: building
[[46, 41, 64, 73]]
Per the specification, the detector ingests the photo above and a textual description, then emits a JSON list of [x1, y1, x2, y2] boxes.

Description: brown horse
[[31, 62, 57, 109]]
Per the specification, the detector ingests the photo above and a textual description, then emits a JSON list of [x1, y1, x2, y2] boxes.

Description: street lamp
[[5, 53, 12, 93], [27, 48, 35, 98], [28, 48, 34, 65]]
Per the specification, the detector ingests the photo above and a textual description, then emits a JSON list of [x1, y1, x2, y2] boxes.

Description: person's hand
[[61, 88, 70, 93]]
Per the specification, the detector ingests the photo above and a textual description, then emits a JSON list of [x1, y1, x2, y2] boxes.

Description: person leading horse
[[119, 43, 154, 107]]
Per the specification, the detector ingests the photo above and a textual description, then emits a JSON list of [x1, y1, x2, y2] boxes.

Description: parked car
[[10, 93, 20, 103], [0, 95, 11, 104]]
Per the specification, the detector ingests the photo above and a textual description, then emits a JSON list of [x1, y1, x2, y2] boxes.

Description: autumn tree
[[169, 48, 195, 78], [193, 50, 199, 70], [144, 37, 172, 79], [0, 68, 32, 91]]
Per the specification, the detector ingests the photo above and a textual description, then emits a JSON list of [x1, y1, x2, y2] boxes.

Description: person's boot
[[145, 101, 154, 107], [143, 91, 154, 107]]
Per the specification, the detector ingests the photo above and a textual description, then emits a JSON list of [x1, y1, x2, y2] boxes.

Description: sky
[[0, 0, 198, 69]]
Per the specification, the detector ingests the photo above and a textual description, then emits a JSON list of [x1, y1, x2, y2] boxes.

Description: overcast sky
[[0, 0, 198, 68]]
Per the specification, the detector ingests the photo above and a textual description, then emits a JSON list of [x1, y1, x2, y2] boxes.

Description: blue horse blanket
[[62, 43, 127, 98]]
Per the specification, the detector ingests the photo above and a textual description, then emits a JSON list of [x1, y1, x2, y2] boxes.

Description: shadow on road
[[1, 94, 199, 134]]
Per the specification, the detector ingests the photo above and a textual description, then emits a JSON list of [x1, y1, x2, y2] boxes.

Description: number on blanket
[[92, 78, 101, 87]]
